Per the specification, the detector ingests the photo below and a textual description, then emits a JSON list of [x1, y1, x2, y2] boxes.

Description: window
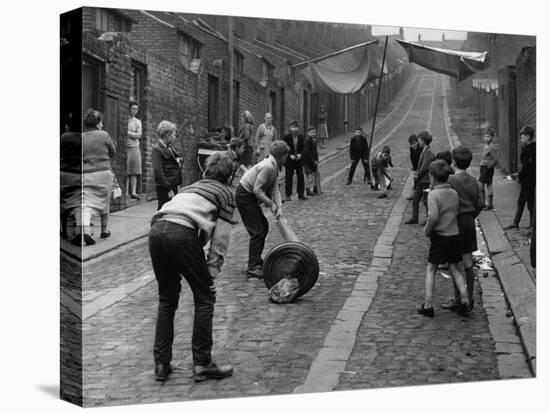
[[82, 54, 103, 113], [130, 61, 146, 106], [234, 50, 244, 73], [262, 60, 273, 81], [95, 9, 121, 32], [179, 33, 201, 69]]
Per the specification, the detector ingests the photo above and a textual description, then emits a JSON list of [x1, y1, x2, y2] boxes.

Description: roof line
[[193, 18, 228, 42], [139, 10, 175, 29]]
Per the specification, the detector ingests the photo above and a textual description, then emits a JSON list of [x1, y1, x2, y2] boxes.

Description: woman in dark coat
[[151, 120, 184, 210]]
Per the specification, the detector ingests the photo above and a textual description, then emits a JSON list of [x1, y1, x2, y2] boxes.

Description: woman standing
[[255, 112, 277, 162], [63, 109, 115, 246], [152, 120, 183, 210], [238, 110, 255, 167], [317, 104, 329, 149], [127, 101, 142, 200]]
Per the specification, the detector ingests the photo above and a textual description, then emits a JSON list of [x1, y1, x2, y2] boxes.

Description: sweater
[[151, 179, 236, 277], [479, 143, 498, 168], [239, 154, 282, 208], [424, 183, 459, 237], [82, 129, 116, 173], [448, 170, 484, 217]]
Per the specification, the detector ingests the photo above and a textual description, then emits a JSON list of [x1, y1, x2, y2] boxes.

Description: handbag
[[112, 175, 122, 199]]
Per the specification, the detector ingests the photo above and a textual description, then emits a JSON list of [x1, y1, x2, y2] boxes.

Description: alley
[[65, 69, 531, 407]]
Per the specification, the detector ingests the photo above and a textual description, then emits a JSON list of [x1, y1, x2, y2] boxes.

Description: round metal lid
[[263, 241, 319, 298]]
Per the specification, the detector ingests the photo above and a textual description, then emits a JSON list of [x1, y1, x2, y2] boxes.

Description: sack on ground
[[268, 275, 300, 304]]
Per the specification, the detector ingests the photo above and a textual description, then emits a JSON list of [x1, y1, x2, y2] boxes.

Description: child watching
[[479, 127, 498, 210], [303, 126, 320, 196], [371, 145, 394, 198], [418, 159, 471, 317], [346, 126, 372, 187], [444, 146, 485, 311], [407, 135, 422, 200]]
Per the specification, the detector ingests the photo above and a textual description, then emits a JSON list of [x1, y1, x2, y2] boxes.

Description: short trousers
[[479, 165, 494, 185], [428, 233, 462, 264], [457, 213, 477, 254]]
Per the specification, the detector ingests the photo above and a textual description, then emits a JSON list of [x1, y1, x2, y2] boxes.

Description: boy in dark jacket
[[303, 126, 320, 196], [405, 131, 435, 224], [346, 126, 372, 187], [407, 134, 422, 200], [443, 146, 484, 312], [504, 126, 536, 229], [283, 121, 307, 201]]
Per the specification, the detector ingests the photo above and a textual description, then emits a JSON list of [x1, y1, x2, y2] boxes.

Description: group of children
[[408, 128, 499, 318]]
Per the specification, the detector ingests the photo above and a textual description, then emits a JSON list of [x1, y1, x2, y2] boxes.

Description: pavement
[[443, 83, 536, 374], [60, 69, 535, 407]]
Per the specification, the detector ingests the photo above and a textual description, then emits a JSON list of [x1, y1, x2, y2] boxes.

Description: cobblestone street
[[61, 70, 532, 407]]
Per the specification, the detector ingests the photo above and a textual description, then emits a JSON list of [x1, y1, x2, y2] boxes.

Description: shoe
[[193, 362, 233, 382], [83, 234, 96, 246], [285, 196, 292, 202], [482, 205, 493, 211], [406, 196, 413, 200], [387, 184, 392, 190], [100, 230, 111, 239], [247, 267, 263, 279], [377, 193, 388, 199], [457, 302, 471, 316], [298, 194, 308, 200], [154, 362, 172, 382], [417, 303, 434, 317], [503, 224, 518, 230], [370, 184, 376, 190], [306, 189, 314, 196], [345, 181, 351, 185], [130, 194, 140, 200], [441, 298, 460, 311], [468, 300, 474, 312], [404, 219, 418, 225]]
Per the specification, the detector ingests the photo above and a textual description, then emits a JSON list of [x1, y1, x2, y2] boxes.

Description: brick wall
[[515, 47, 536, 136]]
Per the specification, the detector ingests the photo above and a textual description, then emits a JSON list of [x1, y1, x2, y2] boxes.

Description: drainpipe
[[228, 16, 234, 129]]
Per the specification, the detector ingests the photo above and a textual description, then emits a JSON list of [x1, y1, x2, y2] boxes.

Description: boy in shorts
[[444, 146, 485, 311], [479, 127, 498, 210], [417, 160, 470, 317]]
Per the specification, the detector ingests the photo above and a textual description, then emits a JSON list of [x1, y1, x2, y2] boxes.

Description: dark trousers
[[156, 184, 179, 211], [236, 185, 269, 270], [149, 221, 215, 366], [513, 183, 535, 226], [411, 181, 429, 221], [285, 163, 305, 196], [348, 158, 372, 183]]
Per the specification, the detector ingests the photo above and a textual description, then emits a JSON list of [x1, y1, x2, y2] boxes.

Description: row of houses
[[60, 7, 410, 211], [459, 33, 535, 174]]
